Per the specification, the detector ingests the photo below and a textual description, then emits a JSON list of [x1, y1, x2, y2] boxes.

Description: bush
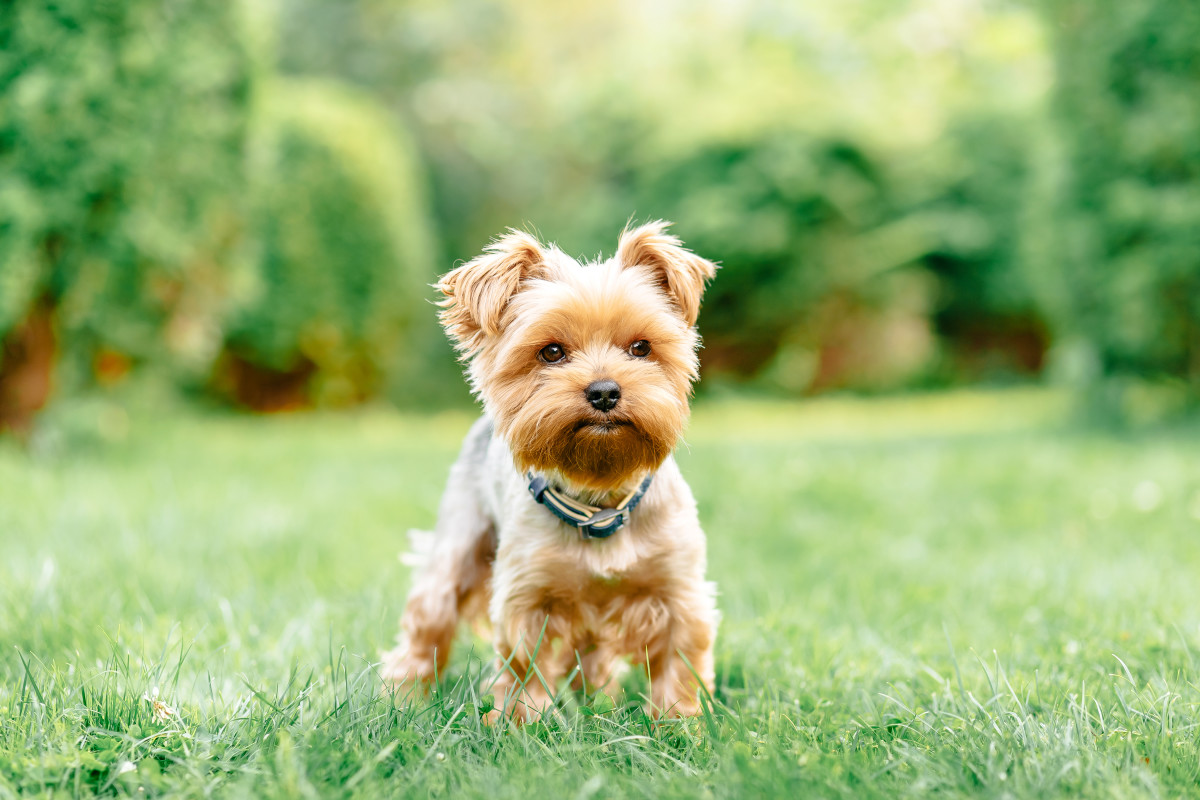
[[1033, 0, 1200, 395], [217, 79, 439, 409], [629, 132, 939, 393], [0, 0, 254, 381], [921, 116, 1050, 381]]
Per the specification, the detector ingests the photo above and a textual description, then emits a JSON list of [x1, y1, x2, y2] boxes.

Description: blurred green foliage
[[0, 0, 252, 376], [1, 0, 1198, 419], [0, 1, 438, 416], [221, 79, 438, 408], [627, 134, 939, 391], [1031, 0, 1200, 395], [277, 0, 1067, 395]]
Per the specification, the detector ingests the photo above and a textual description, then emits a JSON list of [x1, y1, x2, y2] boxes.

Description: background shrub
[[217, 79, 439, 410], [627, 133, 939, 392], [0, 0, 254, 381], [1028, 0, 1200, 401], [2, 0, 1198, 426]]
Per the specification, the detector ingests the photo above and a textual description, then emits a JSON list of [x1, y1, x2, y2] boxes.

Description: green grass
[[3, 389, 1200, 798]]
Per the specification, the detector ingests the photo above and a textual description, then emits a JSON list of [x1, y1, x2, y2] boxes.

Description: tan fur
[[382, 221, 719, 722]]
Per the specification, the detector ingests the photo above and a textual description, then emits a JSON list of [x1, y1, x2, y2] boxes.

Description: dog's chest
[[590, 570, 624, 588], [538, 548, 634, 593], [572, 535, 649, 585], [558, 540, 667, 601]]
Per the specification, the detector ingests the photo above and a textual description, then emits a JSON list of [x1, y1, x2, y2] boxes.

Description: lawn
[[2, 390, 1199, 798]]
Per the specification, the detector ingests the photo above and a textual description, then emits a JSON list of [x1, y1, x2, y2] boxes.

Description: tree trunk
[[0, 298, 56, 436]]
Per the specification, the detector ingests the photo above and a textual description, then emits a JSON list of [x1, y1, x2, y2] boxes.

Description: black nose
[[585, 379, 621, 412]]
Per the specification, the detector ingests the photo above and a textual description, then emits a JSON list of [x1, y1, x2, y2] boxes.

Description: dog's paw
[[646, 695, 702, 719], [379, 647, 437, 691], [479, 687, 557, 726]]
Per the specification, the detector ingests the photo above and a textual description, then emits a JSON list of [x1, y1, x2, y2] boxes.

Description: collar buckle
[[579, 507, 626, 539]]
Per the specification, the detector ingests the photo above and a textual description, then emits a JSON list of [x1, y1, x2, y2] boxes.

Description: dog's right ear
[[436, 230, 547, 354]]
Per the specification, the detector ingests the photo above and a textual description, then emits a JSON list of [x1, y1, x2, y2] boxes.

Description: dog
[[381, 221, 719, 722]]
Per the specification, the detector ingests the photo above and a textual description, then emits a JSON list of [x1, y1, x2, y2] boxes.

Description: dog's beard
[[504, 406, 680, 491]]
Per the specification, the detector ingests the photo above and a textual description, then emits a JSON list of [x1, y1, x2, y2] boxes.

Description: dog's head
[[437, 221, 717, 491]]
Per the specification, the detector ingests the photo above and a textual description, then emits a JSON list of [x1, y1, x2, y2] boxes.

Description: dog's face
[[436, 221, 717, 491]]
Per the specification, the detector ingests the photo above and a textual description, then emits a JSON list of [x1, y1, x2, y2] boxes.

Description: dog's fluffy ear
[[436, 230, 547, 353], [617, 221, 717, 326]]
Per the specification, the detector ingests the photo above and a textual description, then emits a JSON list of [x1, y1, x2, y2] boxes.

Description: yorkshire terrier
[[381, 221, 719, 721]]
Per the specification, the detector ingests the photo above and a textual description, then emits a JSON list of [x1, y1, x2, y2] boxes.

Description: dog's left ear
[[617, 221, 717, 326]]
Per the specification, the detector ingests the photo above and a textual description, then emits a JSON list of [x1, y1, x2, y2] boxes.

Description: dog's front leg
[[645, 585, 717, 718], [483, 594, 575, 724]]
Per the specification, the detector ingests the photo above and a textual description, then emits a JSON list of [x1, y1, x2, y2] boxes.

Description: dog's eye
[[628, 340, 651, 358], [539, 343, 566, 363]]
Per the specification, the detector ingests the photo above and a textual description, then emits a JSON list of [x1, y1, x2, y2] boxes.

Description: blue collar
[[527, 472, 655, 539]]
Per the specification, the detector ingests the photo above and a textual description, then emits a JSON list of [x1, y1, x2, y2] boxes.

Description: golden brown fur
[[382, 221, 719, 721]]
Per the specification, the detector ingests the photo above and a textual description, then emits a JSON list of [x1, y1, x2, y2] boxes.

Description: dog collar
[[526, 472, 654, 539]]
